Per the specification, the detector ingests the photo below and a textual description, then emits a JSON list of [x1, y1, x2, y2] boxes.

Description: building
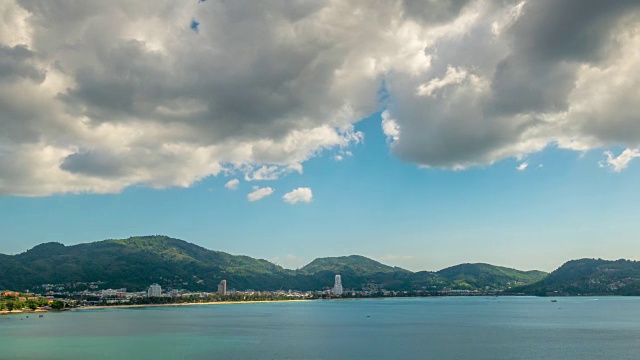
[[148, 283, 162, 297], [102, 288, 127, 299], [332, 275, 343, 295], [101, 289, 117, 298], [217, 280, 227, 295]]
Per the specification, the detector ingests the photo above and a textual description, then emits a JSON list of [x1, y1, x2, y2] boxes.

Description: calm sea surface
[[1, 297, 640, 359]]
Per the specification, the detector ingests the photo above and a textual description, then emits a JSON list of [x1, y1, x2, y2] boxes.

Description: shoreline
[[0, 309, 48, 316], [2, 295, 625, 316], [74, 299, 312, 311], [1, 299, 311, 316]]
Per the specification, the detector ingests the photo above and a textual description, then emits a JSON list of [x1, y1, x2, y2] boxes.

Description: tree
[[14, 301, 26, 310], [51, 300, 64, 310]]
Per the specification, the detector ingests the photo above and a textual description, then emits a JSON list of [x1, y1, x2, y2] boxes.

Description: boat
[[551, 300, 557, 302]]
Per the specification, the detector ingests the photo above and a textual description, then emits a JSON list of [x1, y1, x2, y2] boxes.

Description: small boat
[[39, 315, 44, 318], [551, 300, 557, 303]]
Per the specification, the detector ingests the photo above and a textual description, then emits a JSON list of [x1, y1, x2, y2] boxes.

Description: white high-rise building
[[148, 283, 162, 297], [332, 274, 343, 295], [217, 280, 227, 295]]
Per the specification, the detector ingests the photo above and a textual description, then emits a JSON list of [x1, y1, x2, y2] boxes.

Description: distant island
[[1, 236, 639, 304]]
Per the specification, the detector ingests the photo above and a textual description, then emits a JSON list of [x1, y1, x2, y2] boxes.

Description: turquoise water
[[2, 297, 640, 359]]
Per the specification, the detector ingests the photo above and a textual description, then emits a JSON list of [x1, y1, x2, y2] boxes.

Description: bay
[[1, 297, 640, 359]]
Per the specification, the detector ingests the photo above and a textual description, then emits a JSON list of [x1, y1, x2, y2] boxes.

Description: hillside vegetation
[[0, 236, 548, 293], [437, 263, 548, 289], [299, 255, 408, 276], [512, 258, 640, 296]]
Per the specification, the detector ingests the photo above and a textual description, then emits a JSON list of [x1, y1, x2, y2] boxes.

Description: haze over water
[[2, 297, 640, 360]]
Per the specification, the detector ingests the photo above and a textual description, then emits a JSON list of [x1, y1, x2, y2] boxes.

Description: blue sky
[[2, 1, 640, 273], [2, 112, 639, 272]]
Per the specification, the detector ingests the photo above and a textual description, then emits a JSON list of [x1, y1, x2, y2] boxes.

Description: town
[[1, 273, 493, 314]]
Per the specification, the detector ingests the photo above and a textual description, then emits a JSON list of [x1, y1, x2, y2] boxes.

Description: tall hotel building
[[217, 280, 227, 295], [332, 275, 343, 295]]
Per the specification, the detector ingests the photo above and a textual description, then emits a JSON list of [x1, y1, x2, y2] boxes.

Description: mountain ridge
[[299, 255, 410, 276], [0, 235, 551, 293], [511, 258, 640, 296]]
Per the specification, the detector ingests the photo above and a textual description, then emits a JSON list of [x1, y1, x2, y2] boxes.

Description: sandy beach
[[74, 299, 312, 311], [0, 309, 48, 316], [1, 299, 311, 316]]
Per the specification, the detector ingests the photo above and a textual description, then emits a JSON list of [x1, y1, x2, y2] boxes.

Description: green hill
[[0, 236, 294, 292], [512, 258, 640, 296], [0, 235, 549, 293], [436, 263, 547, 290], [298, 255, 415, 291], [299, 255, 408, 276], [108, 236, 286, 275]]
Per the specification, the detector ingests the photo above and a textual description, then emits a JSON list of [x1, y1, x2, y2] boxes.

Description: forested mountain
[[437, 263, 548, 290], [299, 255, 408, 276], [0, 236, 295, 292], [511, 258, 640, 296], [0, 235, 548, 293]]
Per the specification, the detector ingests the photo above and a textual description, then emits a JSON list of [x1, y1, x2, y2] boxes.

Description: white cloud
[[243, 164, 302, 182], [601, 148, 640, 172], [382, 1, 640, 170], [334, 150, 354, 161], [416, 66, 469, 97], [224, 178, 239, 190], [0, 1, 373, 196], [381, 110, 400, 142], [1, 1, 640, 196], [282, 187, 313, 204], [247, 186, 274, 202], [516, 162, 528, 171]]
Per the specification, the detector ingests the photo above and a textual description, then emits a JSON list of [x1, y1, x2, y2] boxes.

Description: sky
[[1, 0, 640, 272]]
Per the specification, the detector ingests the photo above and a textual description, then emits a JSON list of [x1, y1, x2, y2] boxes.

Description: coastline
[[1, 296, 626, 316], [0, 309, 48, 316], [1, 299, 311, 316], [74, 299, 312, 311]]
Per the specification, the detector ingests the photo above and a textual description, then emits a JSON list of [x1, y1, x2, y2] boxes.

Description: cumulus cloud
[[1, 0, 640, 196], [224, 178, 239, 190], [247, 186, 274, 202], [601, 149, 640, 172], [282, 187, 313, 204], [0, 0, 370, 196], [384, 0, 640, 169]]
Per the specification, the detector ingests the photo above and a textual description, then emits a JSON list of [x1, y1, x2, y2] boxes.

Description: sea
[[1, 296, 640, 359]]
